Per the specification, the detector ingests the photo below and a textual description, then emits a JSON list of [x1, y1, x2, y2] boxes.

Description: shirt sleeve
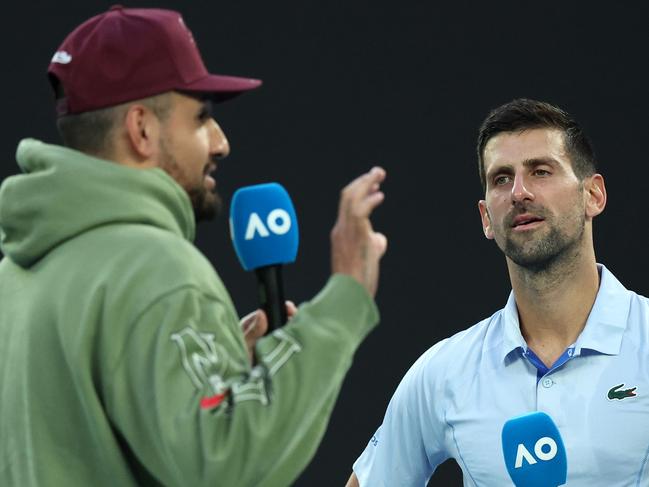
[[353, 340, 451, 487], [104, 274, 379, 487]]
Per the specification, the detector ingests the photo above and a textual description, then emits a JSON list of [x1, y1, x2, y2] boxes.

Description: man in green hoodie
[[0, 7, 387, 487]]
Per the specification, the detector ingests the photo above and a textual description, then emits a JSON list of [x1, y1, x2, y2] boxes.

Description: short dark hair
[[476, 98, 597, 191], [54, 85, 173, 157], [56, 106, 124, 156]]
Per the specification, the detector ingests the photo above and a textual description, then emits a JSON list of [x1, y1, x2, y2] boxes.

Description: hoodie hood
[[0, 139, 195, 267]]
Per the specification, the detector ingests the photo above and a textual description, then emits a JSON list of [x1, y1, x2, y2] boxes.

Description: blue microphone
[[501, 411, 567, 487], [230, 183, 299, 330]]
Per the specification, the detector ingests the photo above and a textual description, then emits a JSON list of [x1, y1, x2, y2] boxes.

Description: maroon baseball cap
[[48, 5, 262, 115]]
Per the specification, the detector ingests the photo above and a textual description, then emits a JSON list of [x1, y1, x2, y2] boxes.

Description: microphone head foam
[[501, 411, 567, 487], [229, 182, 299, 270]]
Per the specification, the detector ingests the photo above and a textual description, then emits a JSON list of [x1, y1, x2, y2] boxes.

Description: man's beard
[[494, 203, 585, 273], [187, 184, 221, 222], [158, 140, 221, 222]]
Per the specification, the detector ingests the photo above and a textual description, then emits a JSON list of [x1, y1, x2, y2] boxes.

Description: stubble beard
[[503, 219, 584, 273], [158, 139, 221, 222], [494, 202, 586, 275], [187, 185, 221, 222]]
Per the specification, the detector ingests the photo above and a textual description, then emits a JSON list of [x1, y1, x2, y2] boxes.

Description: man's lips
[[204, 163, 217, 190], [510, 213, 545, 230]]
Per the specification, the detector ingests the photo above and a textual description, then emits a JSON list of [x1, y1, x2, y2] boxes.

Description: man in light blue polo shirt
[[346, 99, 649, 486]]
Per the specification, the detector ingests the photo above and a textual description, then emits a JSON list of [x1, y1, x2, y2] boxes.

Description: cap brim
[[182, 74, 262, 103]]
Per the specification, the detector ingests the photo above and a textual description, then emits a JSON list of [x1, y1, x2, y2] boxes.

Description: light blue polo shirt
[[353, 265, 649, 486]]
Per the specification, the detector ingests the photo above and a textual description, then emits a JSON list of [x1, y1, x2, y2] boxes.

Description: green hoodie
[[0, 139, 379, 487]]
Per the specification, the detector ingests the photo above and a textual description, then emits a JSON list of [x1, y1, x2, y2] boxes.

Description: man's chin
[[190, 188, 221, 222], [507, 251, 557, 272], [504, 238, 573, 273], [194, 205, 218, 222]]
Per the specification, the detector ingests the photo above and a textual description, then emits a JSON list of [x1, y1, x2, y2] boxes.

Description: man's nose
[[511, 173, 534, 203], [209, 119, 230, 159]]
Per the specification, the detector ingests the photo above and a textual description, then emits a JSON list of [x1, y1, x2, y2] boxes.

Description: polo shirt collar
[[500, 264, 631, 363], [574, 264, 630, 355], [501, 291, 526, 362]]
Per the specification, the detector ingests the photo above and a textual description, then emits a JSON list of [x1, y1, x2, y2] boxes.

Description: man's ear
[[584, 174, 607, 220], [478, 200, 494, 239], [123, 104, 161, 161]]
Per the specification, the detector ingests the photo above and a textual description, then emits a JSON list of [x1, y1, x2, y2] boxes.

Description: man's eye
[[198, 109, 211, 121], [494, 175, 510, 185], [534, 169, 550, 176], [197, 101, 214, 122]]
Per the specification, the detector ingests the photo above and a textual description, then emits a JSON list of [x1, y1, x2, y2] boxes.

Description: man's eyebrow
[[521, 157, 560, 168], [486, 157, 560, 180], [486, 163, 513, 181], [198, 99, 214, 117]]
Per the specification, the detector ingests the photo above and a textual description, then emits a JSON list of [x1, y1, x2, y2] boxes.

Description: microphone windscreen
[[229, 183, 299, 271], [501, 411, 567, 487]]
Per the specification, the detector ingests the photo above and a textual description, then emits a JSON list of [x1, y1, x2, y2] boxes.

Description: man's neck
[[507, 248, 600, 368]]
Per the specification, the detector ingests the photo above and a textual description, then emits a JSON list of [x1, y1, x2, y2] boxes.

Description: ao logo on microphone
[[514, 436, 558, 468], [244, 209, 292, 240], [230, 182, 299, 271], [501, 412, 567, 487]]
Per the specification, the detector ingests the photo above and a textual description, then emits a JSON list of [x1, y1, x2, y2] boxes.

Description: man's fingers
[[339, 167, 386, 216], [373, 231, 388, 257], [239, 308, 274, 365], [331, 166, 388, 297], [240, 310, 258, 334], [242, 310, 268, 340], [356, 190, 385, 218], [240, 309, 268, 366], [351, 167, 386, 199], [286, 300, 298, 319]]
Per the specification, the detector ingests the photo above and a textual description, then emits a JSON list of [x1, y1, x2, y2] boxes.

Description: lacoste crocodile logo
[[607, 383, 637, 401]]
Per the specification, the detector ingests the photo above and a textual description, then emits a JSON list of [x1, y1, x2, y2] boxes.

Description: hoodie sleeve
[[104, 273, 379, 487]]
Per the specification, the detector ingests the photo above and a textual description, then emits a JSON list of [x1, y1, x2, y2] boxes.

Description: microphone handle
[[254, 264, 287, 331]]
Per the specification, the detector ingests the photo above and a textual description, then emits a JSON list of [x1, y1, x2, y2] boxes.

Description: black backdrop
[[4, 1, 649, 485]]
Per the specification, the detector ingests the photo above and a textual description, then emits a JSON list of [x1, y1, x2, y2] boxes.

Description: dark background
[[4, 1, 649, 485]]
